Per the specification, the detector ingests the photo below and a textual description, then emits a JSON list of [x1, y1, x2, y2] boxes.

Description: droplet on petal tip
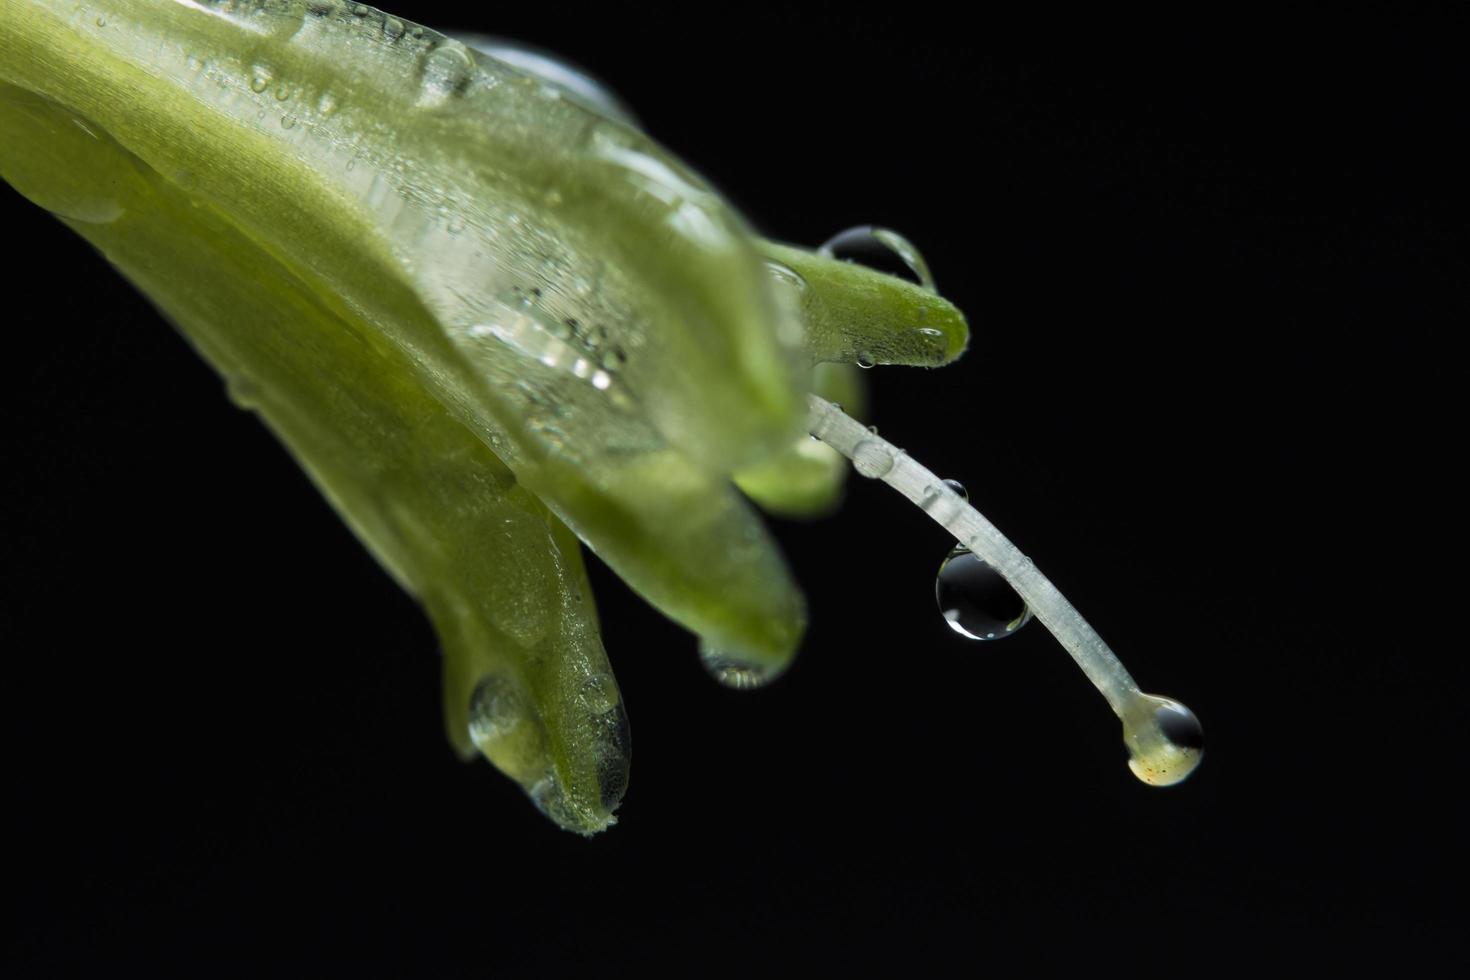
[[819, 225, 936, 293]]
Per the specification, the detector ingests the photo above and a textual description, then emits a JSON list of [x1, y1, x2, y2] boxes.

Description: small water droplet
[[765, 259, 807, 293], [225, 375, 261, 409], [351, 3, 370, 16], [583, 324, 607, 350], [420, 40, 476, 103], [580, 672, 619, 715], [383, 16, 406, 39], [95, 15, 106, 27], [699, 642, 781, 691], [249, 68, 272, 93], [1123, 695, 1205, 787], [851, 439, 893, 479], [943, 478, 968, 501], [280, 114, 297, 129], [819, 225, 936, 292], [316, 92, 339, 116], [918, 327, 944, 337], [273, 81, 293, 101], [599, 346, 626, 372], [856, 354, 875, 369], [936, 546, 1032, 641]]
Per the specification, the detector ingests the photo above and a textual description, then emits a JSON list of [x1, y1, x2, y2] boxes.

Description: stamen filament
[[807, 394, 1140, 715]]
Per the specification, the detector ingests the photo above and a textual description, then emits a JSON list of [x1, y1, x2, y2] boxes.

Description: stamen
[[806, 394, 1204, 786]]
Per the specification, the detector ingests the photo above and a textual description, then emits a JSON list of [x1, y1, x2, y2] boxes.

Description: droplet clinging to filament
[[936, 545, 1033, 640]]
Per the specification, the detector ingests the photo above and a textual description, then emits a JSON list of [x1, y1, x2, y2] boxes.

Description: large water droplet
[[468, 674, 541, 761], [942, 478, 968, 500], [1123, 694, 1205, 786], [819, 226, 936, 292], [699, 641, 781, 691], [454, 34, 640, 127], [936, 546, 1032, 640], [851, 439, 894, 479]]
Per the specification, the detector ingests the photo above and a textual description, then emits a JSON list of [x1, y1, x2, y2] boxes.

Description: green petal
[[734, 363, 868, 518], [760, 240, 971, 367], [0, 81, 626, 832], [1, 3, 807, 673]]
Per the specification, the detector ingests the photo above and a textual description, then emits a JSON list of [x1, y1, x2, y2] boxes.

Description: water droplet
[[1123, 695, 1205, 786], [420, 40, 476, 103], [762, 259, 809, 346], [856, 354, 875, 369], [383, 16, 406, 40], [2, 102, 126, 224], [351, 3, 370, 16], [225, 375, 261, 410], [468, 672, 626, 833], [580, 672, 619, 715], [851, 439, 893, 479], [468, 675, 538, 757], [819, 225, 936, 292], [455, 34, 640, 127], [765, 259, 807, 293], [943, 479, 968, 501], [280, 114, 297, 129], [583, 324, 607, 350], [273, 81, 293, 101], [249, 68, 272, 93], [95, 15, 106, 27], [599, 346, 626, 372], [936, 546, 1032, 640], [699, 642, 781, 691], [316, 92, 339, 117]]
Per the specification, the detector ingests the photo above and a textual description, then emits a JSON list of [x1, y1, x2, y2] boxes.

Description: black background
[[4, 4, 1460, 974]]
